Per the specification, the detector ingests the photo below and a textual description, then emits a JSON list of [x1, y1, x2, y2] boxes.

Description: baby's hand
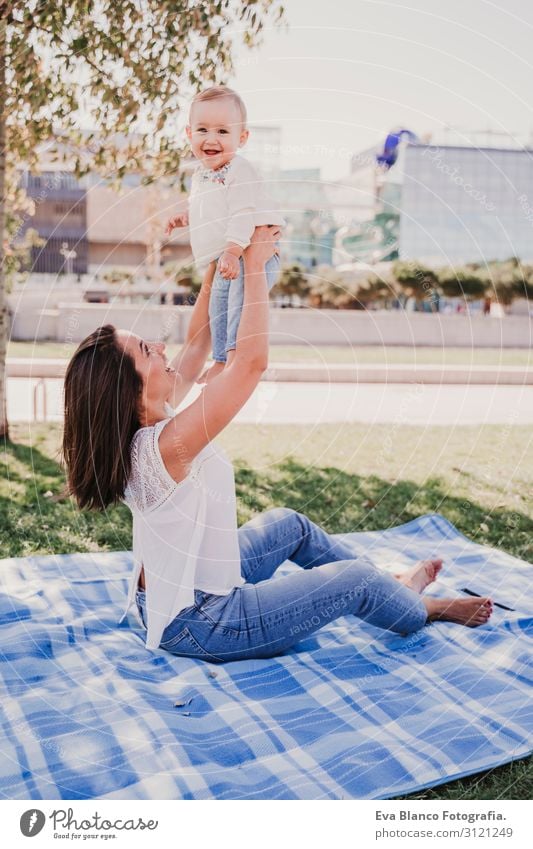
[[165, 212, 189, 235], [218, 251, 241, 280]]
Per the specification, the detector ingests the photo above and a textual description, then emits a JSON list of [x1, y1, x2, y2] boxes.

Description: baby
[[166, 85, 285, 381]]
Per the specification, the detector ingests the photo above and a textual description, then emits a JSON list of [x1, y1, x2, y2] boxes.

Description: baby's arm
[[165, 206, 189, 235], [218, 244, 242, 279], [218, 162, 257, 279]]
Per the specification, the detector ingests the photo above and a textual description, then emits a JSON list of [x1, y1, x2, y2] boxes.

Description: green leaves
[[3, 0, 284, 178], [436, 267, 488, 301]]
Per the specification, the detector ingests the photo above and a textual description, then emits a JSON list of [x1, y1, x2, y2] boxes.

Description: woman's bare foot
[[424, 596, 493, 627], [197, 361, 225, 384], [396, 559, 443, 593]]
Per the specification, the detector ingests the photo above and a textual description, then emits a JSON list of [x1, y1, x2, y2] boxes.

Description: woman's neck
[[139, 399, 171, 428]]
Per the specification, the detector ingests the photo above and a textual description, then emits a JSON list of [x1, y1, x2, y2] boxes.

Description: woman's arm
[[166, 262, 215, 408], [159, 225, 280, 480]]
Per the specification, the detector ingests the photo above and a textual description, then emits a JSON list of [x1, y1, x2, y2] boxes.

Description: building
[[20, 171, 89, 274], [329, 130, 533, 269], [83, 172, 190, 274], [245, 128, 337, 268], [244, 125, 282, 184], [327, 134, 414, 266], [327, 144, 381, 230], [19, 166, 190, 278], [273, 169, 336, 268], [399, 143, 533, 265]]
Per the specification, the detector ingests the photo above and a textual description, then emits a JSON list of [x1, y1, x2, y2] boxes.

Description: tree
[[2, 167, 43, 283], [392, 261, 439, 307], [273, 263, 310, 300], [437, 267, 487, 301], [485, 259, 523, 308], [308, 265, 359, 309], [163, 260, 201, 298], [0, 0, 284, 440], [355, 273, 397, 309], [102, 268, 134, 286], [514, 264, 533, 303]]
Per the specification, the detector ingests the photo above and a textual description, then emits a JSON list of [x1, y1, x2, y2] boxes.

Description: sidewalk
[[7, 377, 533, 426], [264, 362, 533, 385]]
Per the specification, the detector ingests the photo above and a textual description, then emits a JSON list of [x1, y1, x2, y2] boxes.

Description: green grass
[[7, 340, 533, 366], [1, 421, 531, 799]]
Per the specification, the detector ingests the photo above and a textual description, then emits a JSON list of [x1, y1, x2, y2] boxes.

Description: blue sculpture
[[376, 128, 419, 169]]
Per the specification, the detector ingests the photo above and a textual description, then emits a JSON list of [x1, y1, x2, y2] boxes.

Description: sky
[[228, 0, 533, 179]]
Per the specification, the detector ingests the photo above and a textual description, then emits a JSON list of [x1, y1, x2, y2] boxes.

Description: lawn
[[1, 420, 532, 800], [7, 340, 533, 366]]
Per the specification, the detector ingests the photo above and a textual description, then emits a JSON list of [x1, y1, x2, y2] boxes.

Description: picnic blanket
[[0, 513, 531, 800]]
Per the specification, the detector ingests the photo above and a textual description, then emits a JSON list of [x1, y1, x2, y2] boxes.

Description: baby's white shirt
[[188, 154, 285, 270]]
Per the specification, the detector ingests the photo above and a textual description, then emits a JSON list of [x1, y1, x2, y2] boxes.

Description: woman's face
[[116, 331, 179, 404]]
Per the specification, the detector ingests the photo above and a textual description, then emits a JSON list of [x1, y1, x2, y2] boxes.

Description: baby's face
[[187, 97, 248, 170]]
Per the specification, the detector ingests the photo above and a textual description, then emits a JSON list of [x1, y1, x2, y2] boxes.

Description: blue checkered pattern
[[0, 514, 531, 800]]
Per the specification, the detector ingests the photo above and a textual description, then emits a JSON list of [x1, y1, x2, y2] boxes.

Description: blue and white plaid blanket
[[0, 514, 531, 800]]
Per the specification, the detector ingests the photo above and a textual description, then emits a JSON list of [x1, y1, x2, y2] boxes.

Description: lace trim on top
[[124, 420, 178, 513]]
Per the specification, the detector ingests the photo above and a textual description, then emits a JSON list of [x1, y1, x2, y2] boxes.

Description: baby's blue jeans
[[135, 507, 428, 663], [210, 253, 281, 362]]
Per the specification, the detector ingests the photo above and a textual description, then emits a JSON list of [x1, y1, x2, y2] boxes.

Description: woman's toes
[[423, 558, 443, 578], [473, 600, 492, 624]]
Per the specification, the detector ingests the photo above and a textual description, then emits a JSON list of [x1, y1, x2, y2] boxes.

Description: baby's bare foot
[[424, 596, 493, 627], [396, 558, 443, 594]]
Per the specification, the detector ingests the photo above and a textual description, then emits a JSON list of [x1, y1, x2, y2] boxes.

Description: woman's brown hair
[[62, 324, 142, 511]]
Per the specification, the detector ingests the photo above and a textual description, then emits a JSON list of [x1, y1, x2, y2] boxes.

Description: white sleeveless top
[[118, 410, 244, 650]]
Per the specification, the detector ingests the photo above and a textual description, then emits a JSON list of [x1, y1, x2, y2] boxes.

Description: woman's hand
[[244, 224, 281, 267]]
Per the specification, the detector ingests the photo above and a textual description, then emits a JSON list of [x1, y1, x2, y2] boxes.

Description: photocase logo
[[20, 809, 46, 837]]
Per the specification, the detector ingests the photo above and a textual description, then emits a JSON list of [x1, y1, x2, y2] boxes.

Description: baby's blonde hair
[[190, 85, 247, 127]]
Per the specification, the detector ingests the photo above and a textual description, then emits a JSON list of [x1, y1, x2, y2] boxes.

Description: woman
[[62, 226, 492, 662]]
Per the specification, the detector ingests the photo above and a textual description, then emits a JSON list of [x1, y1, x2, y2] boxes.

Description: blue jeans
[[135, 508, 428, 663], [210, 252, 281, 362]]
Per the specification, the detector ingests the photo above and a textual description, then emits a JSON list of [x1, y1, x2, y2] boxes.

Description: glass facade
[[400, 144, 533, 265], [273, 169, 335, 268]]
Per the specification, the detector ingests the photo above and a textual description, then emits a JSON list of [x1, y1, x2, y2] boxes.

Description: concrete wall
[[269, 309, 533, 348], [8, 285, 86, 341], [54, 303, 184, 344], [8, 300, 533, 347]]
